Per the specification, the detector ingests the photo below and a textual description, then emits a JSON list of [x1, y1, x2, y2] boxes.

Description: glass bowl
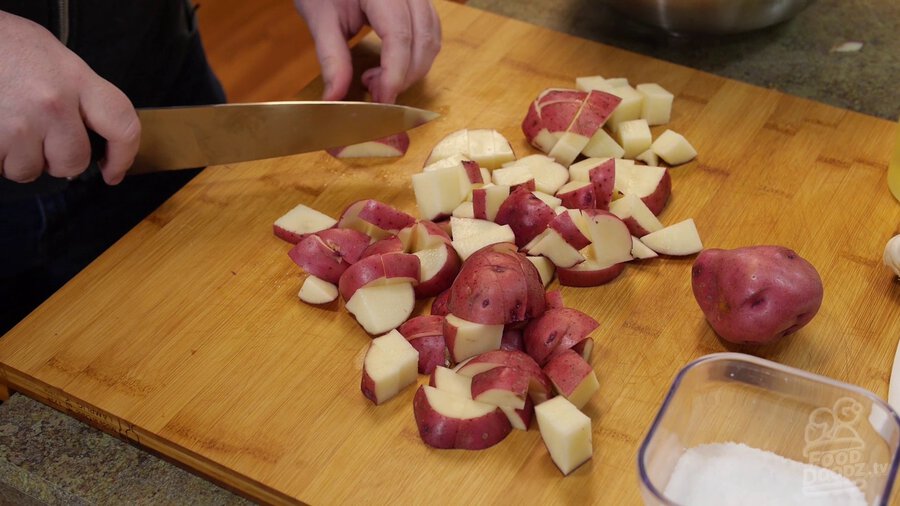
[[638, 353, 900, 505]]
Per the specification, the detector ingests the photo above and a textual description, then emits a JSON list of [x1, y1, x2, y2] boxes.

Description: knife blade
[[127, 101, 439, 174]]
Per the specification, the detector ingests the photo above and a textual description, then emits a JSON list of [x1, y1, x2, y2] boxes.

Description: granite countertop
[[2, 1, 898, 504]]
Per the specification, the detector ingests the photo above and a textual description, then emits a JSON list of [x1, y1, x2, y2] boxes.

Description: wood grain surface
[[2, 1, 900, 504]]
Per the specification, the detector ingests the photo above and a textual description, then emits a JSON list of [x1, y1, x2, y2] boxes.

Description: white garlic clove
[[885, 234, 900, 277]]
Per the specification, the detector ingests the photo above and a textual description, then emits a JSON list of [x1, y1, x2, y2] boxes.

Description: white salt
[[663, 442, 867, 506]]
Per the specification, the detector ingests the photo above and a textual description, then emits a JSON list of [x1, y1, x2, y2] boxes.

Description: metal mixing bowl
[[605, 0, 815, 35]]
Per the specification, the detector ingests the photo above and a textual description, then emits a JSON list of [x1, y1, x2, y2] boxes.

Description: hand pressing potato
[[691, 245, 823, 345]]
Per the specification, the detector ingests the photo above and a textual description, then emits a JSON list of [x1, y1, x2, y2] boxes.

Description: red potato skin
[[338, 252, 421, 301], [288, 228, 371, 284], [589, 159, 616, 211], [461, 349, 552, 404], [500, 327, 525, 352], [414, 242, 462, 299], [509, 178, 537, 194], [462, 159, 484, 184], [273, 224, 321, 245], [470, 366, 530, 407], [412, 386, 512, 450], [355, 199, 417, 232], [431, 288, 451, 316], [568, 90, 620, 136], [507, 396, 535, 430], [691, 246, 824, 345], [557, 261, 626, 288], [524, 307, 600, 366], [495, 186, 557, 248], [548, 212, 591, 250], [545, 290, 565, 310], [542, 349, 595, 399], [620, 216, 653, 238], [640, 168, 672, 216], [399, 315, 448, 374], [522, 101, 547, 149], [448, 243, 547, 325], [472, 188, 489, 220], [556, 182, 596, 210], [361, 369, 382, 405], [360, 236, 404, 259]]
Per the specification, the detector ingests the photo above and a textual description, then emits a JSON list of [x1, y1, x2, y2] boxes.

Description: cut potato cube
[[605, 85, 643, 133], [412, 165, 468, 221], [636, 83, 674, 126], [345, 282, 416, 335], [451, 224, 516, 261], [535, 396, 593, 475], [640, 218, 703, 256], [651, 129, 697, 166], [452, 201, 475, 218], [582, 128, 625, 159], [432, 366, 474, 397], [575, 75, 612, 92], [615, 119, 653, 159], [635, 148, 659, 166], [526, 255, 556, 287], [361, 329, 419, 405], [443, 313, 504, 363]]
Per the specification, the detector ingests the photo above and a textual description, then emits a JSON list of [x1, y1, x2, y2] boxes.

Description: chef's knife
[[125, 101, 439, 174]]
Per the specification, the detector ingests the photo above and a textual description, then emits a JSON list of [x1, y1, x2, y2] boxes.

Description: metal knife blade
[[128, 101, 439, 174]]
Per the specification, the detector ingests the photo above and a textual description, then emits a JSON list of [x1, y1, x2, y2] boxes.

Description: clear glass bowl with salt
[[638, 353, 900, 506]]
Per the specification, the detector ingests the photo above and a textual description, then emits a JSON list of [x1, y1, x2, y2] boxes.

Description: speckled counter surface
[[1, 1, 898, 504]]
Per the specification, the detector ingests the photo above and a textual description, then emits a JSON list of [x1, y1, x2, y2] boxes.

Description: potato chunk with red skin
[[448, 243, 546, 325], [691, 245, 824, 345], [412, 385, 512, 450]]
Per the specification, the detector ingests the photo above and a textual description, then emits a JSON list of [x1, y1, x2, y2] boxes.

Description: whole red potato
[[691, 245, 824, 345]]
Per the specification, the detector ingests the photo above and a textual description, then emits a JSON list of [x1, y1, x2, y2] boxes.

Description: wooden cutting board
[[2, 1, 899, 503]]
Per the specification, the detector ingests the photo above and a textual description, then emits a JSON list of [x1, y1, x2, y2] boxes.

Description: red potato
[[431, 288, 451, 316], [542, 349, 599, 410], [548, 90, 621, 167], [548, 211, 592, 250], [495, 186, 557, 248], [448, 242, 547, 325], [500, 327, 525, 352], [338, 252, 420, 302], [502, 396, 535, 431], [361, 330, 419, 405], [472, 184, 510, 222], [555, 180, 596, 210], [272, 203, 337, 244], [346, 282, 416, 335], [443, 313, 505, 364], [470, 366, 530, 409], [360, 235, 404, 259], [691, 246, 824, 345], [582, 209, 634, 267], [399, 316, 449, 374], [412, 385, 512, 450], [455, 349, 553, 405], [557, 259, 626, 287], [545, 290, 565, 310], [608, 193, 663, 238], [335, 199, 417, 241], [288, 228, 371, 284], [613, 164, 672, 216], [413, 242, 462, 298], [522, 89, 587, 153], [588, 159, 616, 210], [298, 275, 339, 305], [326, 131, 410, 158], [525, 229, 586, 269], [524, 307, 600, 366]]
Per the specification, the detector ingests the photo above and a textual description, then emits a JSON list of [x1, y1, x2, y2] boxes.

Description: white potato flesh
[[526, 229, 585, 268], [364, 329, 419, 404], [532, 191, 562, 209], [452, 201, 475, 218], [450, 217, 506, 241], [425, 129, 469, 165], [412, 166, 467, 221], [615, 119, 653, 159], [432, 366, 474, 398], [568, 157, 612, 182], [274, 204, 336, 236], [614, 163, 665, 198], [414, 246, 450, 282], [581, 128, 625, 159], [605, 85, 643, 133], [492, 164, 534, 187], [444, 313, 504, 362], [631, 236, 658, 259], [526, 255, 556, 287], [345, 283, 416, 335], [535, 396, 593, 476], [451, 225, 516, 261], [423, 385, 497, 419], [609, 194, 664, 234], [636, 83, 674, 126], [651, 129, 697, 166], [635, 148, 659, 166], [298, 275, 339, 304], [639, 218, 703, 256], [585, 213, 634, 266]]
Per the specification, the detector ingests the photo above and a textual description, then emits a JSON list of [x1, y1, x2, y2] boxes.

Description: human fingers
[[43, 117, 91, 180], [296, 1, 356, 101], [0, 118, 45, 183], [364, 0, 413, 103], [79, 77, 141, 185], [402, 0, 441, 90]]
